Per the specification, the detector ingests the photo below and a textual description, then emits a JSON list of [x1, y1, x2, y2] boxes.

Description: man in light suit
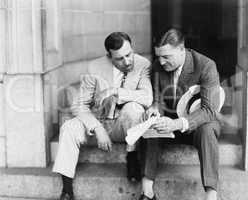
[[53, 32, 153, 200], [139, 28, 220, 200]]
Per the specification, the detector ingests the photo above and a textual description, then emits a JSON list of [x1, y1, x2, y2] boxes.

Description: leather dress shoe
[[126, 151, 141, 182], [139, 194, 157, 200], [59, 192, 74, 200]]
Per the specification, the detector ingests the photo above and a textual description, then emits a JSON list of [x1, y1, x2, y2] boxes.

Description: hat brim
[[176, 85, 225, 118]]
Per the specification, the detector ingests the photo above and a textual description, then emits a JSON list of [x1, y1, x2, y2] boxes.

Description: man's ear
[[106, 52, 111, 58]]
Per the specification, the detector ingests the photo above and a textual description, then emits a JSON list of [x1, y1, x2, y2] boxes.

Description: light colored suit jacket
[[152, 49, 220, 131], [72, 54, 153, 132]]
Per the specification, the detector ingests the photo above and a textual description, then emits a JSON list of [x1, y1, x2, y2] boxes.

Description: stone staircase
[[1, 80, 248, 200], [1, 163, 248, 200], [50, 133, 242, 166], [0, 123, 244, 200]]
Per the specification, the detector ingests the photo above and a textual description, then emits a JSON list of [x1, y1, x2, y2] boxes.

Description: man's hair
[[104, 32, 132, 54], [155, 28, 184, 48]]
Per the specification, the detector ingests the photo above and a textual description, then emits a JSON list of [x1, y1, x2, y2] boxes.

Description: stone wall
[[0, 82, 5, 167], [61, 0, 151, 64], [1, 0, 245, 168], [0, 0, 6, 167], [43, 0, 152, 141], [0, 0, 46, 167]]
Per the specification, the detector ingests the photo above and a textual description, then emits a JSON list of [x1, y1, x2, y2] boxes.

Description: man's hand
[[95, 87, 118, 107], [151, 117, 174, 134], [95, 126, 112, 151], [143, 105, 160, 121], [151, 117, 184, 134]]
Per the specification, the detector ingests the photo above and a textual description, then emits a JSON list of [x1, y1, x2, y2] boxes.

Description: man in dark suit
[[139, 28, 220, 200]]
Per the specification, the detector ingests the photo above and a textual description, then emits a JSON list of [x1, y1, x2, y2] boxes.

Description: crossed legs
[[111, 102, 145, 181], [53, 102, 145, 198], [141, 121, 220, 200], [53, 117, 87, 178]]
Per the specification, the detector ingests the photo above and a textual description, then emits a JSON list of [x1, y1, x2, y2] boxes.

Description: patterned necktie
[[111, 72, 127, 118], [120, 72, 127, 88]]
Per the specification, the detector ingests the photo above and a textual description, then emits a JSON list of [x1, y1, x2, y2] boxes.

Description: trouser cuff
[[203, 177, 218, 191], [142, 168, 156, 181]]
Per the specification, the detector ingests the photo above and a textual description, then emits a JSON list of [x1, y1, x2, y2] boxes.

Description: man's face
[[155, 44, 185, 72], [109, 40, 134, 73]]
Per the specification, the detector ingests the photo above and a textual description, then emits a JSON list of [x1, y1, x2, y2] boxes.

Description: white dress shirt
[[113, 66, 125, 88], [113, 66, 127, 105], [174, 57, 189, 133]]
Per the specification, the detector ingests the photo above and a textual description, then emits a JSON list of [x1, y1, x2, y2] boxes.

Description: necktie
[[120, 72, 127, 88], [110, 72, 127, 118], [115, 72, 127, 109]]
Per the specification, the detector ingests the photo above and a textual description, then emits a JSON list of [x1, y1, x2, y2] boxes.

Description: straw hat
[[176, 85, 225, 117]]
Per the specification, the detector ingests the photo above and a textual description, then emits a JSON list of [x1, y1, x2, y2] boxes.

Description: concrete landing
[[1, 164, 248, 200], [51, 133, 242, 166]]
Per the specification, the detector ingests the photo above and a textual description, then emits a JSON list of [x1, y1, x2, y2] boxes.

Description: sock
[[126, 144, 136, 152], [126, 151, 138, 170], [142, 177, 154, 198], [126, 151, 139, 167], [62, 175, 73, 195], [127, 151, 137, 157], [126, 151, 141, 181]]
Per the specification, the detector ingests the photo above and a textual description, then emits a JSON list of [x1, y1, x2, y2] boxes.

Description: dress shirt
[[113, 66, 127, 104], [113, 66, 125, 88], [173, 55, 189, 133], [173, 64, 183, 96]]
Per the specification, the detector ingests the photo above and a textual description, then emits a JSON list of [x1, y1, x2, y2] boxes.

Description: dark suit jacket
[[152, 49, 220, 131]]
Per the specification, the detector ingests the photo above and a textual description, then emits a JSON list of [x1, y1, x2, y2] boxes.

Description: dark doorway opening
[[151, 0, 238, 80]]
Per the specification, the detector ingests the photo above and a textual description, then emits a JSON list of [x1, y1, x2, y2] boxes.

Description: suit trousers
[[53, 102, 144, 178], [141, 121, 220, 191]]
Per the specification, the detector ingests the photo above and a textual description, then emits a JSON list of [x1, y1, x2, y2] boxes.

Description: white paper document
[[125, 117, 175, 145]]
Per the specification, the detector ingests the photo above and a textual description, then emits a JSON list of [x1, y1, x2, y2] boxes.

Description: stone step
[[0, 198, 49, 200], [50, 133, 242, 166], [1, 164, 248, 200]]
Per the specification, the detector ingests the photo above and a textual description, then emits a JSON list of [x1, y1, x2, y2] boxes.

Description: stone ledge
[[0, 137, 6, 167], [0, 197, 53, 200], [0, 164, 248, 200], [51, 133, 242, 166]]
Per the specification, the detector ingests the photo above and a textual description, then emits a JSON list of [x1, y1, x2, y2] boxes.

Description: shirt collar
[[113, 66, 123, 76], [175, 49, 186, 76]]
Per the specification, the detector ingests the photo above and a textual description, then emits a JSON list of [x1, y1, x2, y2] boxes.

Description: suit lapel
[[123, 69, 137, 88], [99, 57, 114, 86], [174, 50, 195, 107], [177, 50, 194, 89], [121, 56, 139, 89]]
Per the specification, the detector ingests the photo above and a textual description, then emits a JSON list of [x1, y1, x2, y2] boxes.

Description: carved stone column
[[0, 0, 7, 167], [238, 0, 248, 170], [3, 0, 47, 167]]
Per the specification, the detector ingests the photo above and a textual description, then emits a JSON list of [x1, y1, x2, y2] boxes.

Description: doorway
[[151, 0, 238, 80]]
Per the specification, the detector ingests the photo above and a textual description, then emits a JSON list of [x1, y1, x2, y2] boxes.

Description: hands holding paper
[[144, 105, 183, 134], [143, 104, 160, 120], [143, 105, 174, 134], [126, 105, 178, 146], [151, 117, 177, 134]]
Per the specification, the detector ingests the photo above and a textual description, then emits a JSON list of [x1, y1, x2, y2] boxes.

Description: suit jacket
[[152, 49, 220, 131], [72, 54, 153, 132]]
